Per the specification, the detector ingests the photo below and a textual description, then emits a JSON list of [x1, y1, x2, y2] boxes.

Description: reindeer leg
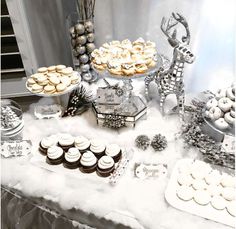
[[144, 73, 155, 101], [160, 94, 166, 116], [176, 91, 185, 121]]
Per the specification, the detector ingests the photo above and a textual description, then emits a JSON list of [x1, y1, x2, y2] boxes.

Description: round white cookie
[[192, 179, 207, 190], [205, 170, 222, 185], [206, 184, 223, 197], [227, 200, 236, 217], [177, 173, 193, 186], [221, 174, 235, 188], [211, 195, 227, 210], [222, 187, 235, 201], [176, 185, 194, 201], [194, 190, 211, 205]]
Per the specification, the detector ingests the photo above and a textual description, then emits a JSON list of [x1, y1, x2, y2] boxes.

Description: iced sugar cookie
[[177, 173, 193, 186], [176, 185, 194, 201], [211, 195, 227, 210], [227, 200, 236, 217], [205, 170, 222, 185], [194, 190, 211, 205], [206, 184, 223, 197], [222, 187, 235, 201], [192, 179, 207, 190]]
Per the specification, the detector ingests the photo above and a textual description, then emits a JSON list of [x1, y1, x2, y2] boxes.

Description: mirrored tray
[[202, 108, 235, 136]]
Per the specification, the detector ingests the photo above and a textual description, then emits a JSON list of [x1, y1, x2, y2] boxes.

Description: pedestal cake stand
[[92, 54, 163, 128], [26, 76, 81, 119]]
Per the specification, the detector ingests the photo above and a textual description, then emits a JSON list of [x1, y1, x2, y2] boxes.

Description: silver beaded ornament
[[84, 21, 94, 32], [86, 43, 96, 53], [82, 72, 93, 81], [69, 27, 76, 38], [80, 64, 90, 72], [76, 35, 87, 45], [71, 38, 76, 47], [79, 54, 89, 64], [75, 23, 85, 35], [76, 46, 86, 55], [87, 33, 95, 42]]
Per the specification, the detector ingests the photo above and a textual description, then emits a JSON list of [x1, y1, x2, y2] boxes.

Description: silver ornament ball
[[80, 64, 90, 72], [72, 49, 78, 57], [71, 38, 76, 47], [86, 43, 96, 53], [85, 21, 94, 32], [87, 33, 95, 42], [76, 35, 87, 45], [79, 54, 89, 64], [82, 72, 93, 81], [76, 46, 86, 55], [75, 23, 85, 35], [69, 27, 76, 38]]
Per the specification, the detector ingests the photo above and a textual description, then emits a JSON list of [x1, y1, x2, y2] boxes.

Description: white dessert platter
[[165, 159, 235, 228], [25, 73, 81, 97]]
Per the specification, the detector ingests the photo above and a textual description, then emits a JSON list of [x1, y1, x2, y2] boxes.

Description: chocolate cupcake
[[39, 136, 57, 155], [63, 147, 81, 169], [80, 151, 97, 173], [105, 144, 122, 163], [97, 156, 115, 177], [46, 146, 64, 165], [74, 136, 90, 153], [90, 139, 106, 158], [58, 134, 74, 152]]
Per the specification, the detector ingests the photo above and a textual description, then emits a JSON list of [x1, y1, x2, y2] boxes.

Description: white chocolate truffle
[[206, 98, 218, 110], [218, 97, 233, 112], [214, 118, 230, 130]]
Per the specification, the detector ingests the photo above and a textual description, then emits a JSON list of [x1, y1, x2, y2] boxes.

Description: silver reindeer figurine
[[146, 13, 195, 119]]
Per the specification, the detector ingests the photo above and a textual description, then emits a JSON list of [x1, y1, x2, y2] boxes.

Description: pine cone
[[151, 134, 167, 151], [135, 135, 150, 150]]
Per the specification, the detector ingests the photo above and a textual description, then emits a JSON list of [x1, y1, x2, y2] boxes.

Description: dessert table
[[1, 80, 232, 229]]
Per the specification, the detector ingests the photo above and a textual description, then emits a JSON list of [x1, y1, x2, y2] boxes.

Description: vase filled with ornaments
[[67, 0, 97, 83]]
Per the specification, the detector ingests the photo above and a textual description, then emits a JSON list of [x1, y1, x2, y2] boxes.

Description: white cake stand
[[26, 75, 81, 118]]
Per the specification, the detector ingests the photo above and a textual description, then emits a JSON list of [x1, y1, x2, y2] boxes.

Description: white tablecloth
[[1, 80, 231, 229]]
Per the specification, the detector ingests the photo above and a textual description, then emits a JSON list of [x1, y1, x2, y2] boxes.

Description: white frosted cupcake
[[97, 156, 115, 177], [39, 136, 57, 155], [64, 147, 81, 169], [80, 151, 97, 173], [90, 139, 106, 158], [58, 134, 74, 151], [46, 146, 64, 165], [74, 136, 90, 153], [105, 144, 122, 162]]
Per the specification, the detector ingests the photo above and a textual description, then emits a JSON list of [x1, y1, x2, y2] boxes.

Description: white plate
[[165, 159, 235, 228], [25, 74, 81, 97]]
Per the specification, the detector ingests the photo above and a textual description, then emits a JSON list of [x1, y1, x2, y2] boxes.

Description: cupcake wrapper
[[63, 160, 80, 169], [90, 149, 105, 159], [96, 165, 115, 177], [39, 143, 47, 155], [46, 154, 64, 165], [79, 163, 97, 173], [111, 150, 122, 163]]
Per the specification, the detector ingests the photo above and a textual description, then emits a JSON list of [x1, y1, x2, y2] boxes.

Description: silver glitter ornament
[[71, 38, 76, 47], [76, 35, 87, 45], [85, 21, 94, 32], [72, 49, 78, 57], [82, 72, 93, 81], [86, 43, 96, 53], [69, 27, 76, 38], [76, 46, 86, 55], [79, 54, 89, 64], [80, 64, 90, 72], [75, 23, 85, 35], [87, 33, 95, 42]]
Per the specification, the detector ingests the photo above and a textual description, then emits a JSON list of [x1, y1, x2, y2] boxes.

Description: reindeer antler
[[161, 16, 179, 46], [172, 13, 190, 44]]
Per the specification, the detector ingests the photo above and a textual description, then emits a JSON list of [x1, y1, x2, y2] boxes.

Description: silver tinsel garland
[[151, 134, 168, 151], [181, 99, 235, 169], [135, 135, 151, 150]]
